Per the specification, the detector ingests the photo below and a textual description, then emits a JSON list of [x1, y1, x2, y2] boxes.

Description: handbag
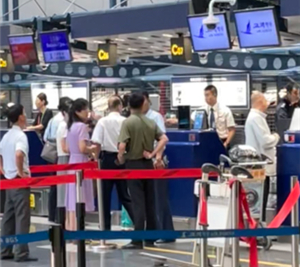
[[40, 119, 58, 163]]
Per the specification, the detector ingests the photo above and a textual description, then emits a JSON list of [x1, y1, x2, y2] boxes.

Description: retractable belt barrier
[[1, 227, 299, 247]]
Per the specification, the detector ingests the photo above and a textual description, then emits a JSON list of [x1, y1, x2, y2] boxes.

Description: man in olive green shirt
[[118, 92, 169, 249]]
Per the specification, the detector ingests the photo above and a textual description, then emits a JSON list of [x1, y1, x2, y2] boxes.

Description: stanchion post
[[231, 180, 240, 267], [93, 160, 116, 250], [76, 170, 86, 267], [50, 225, 64, 267], [56, 207, 66, 267], [291, 176, 299, 267], [199, 181, 209, 267]]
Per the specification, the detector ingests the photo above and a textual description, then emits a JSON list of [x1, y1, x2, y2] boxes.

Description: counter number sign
[[97, 43, 117, 66], [0, 58, 7, 68], [98, 49, 109, 61], [170, 37, 192, 63]]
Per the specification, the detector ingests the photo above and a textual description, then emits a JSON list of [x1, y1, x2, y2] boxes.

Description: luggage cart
[[219, 154, 273, 250]]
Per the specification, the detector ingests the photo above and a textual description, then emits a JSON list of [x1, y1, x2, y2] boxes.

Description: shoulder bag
[[41, 119, 58, 163]]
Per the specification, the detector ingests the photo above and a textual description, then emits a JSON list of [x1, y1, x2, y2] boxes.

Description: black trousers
[[126, 159, 157, 241], [101, 152, 134, 230], [1, 186, 30, 260], [154, 179, 174, 231], [262, 176, 270, 222]]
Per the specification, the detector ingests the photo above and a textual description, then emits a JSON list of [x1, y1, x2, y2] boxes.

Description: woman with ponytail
[[65, 98, 96, 231]]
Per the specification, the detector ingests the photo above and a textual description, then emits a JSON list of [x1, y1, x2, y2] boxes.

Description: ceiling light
[[138, 36, 148, 40], [150, 46, 160, 49], [115, 38, 125, 42], [128, 48, 138, 51], [0, 50, 5, 53], [162, 34, 173, 38], [93, 40, 105, 44]]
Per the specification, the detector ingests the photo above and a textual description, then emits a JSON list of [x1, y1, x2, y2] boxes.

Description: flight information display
[[40, 30, 72, 63], [234, 7, 281, 48], [171, 74, 250, 109], [8, 34, 39, 65], [187, 12, 231, 52]]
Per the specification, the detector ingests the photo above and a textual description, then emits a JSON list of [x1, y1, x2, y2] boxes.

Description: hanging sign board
[[170, 37, 192, 63], [97, 43, 117, 66], [0, 52, 14, 73]]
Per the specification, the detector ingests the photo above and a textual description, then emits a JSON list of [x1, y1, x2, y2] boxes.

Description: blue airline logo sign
[[194, 25, 225, 39], [241, 20, 273, 35]]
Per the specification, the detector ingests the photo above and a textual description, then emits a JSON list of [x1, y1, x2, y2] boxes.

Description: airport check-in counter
[[277, 130, 300, 225], [165, 129, 227, 219], [0, 129, 49, 216]]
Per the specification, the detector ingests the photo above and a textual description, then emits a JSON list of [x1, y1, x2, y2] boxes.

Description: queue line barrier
[[1, 227, 299, 248]]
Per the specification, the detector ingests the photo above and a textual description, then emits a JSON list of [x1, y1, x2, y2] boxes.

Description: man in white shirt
[[0, 104, 37, 262], [91, 96, 134, 230], [191, 85, 236, 148], [245, 91, 280, 222], [142, 91, 175, 243]]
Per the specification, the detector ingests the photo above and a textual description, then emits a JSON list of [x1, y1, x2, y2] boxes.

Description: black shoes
[[1, 254, 38, 262]]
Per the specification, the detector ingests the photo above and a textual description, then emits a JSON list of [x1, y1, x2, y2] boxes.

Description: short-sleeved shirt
[[118, 113, 163, 160], [56, 120, 68, 157], [191, 103, 235, 139], [0, 125, 30, 179], [92, 112, 126, 152], [33, 108, 53, 140]]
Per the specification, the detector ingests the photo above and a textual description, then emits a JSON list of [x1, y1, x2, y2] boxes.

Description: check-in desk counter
[[0, 129, 49, 216], [277, 130, 300, 225], [165, 130, 227, 222]]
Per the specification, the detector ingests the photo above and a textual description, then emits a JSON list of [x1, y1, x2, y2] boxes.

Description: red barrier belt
[[84, 168, 204, 180], [268, 181, 300, 228], [0, 175, 75, 190], [199, 186, 208, 226], [30, 162, 98, 173], [229, 180, 258, 267]]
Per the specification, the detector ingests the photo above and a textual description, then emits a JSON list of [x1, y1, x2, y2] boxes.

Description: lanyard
[[38, 109, 46, 125]]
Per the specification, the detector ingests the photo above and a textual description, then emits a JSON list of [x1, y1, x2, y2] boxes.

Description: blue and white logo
[[194, 25, 225, 39], [241, 20, 273, 35]]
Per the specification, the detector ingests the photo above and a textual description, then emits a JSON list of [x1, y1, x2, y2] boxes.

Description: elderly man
[[245, 91, 280, 222]]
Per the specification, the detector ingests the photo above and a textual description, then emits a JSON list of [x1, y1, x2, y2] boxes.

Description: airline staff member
[[118, 92, 169, 249], [142, 91, 175, 244], [92, 96, 134, 230], [27, 93, 53, 141], [191, 85, 236, 149], [0, 104, 37, 262]]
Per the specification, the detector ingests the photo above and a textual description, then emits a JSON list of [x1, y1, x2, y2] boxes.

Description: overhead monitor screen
[[60, 82, 89, 100], [187, 12, 232, 52], [39, 30, 72, 63], [8, 34, 39, 65], [234, 7, 281, 48], [31, 83, 60, 110], [171, 74, 250, 109]]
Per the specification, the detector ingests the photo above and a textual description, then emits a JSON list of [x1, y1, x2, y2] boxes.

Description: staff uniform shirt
[[0, 125, 30, 179], [245, 109, 279, 176], [44, 112, 64, 142], [33, 108, 53, 140], [118, 113, 163, 160], [56, 120, 68, 157], [92, 112, 126, 152], [191, 103, 235, 140]]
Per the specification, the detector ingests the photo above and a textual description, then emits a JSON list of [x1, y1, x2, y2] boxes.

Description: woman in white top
[[56, 98, 73, 208]]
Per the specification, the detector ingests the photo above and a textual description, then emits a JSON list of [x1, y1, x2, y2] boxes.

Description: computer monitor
[[187, 12, 232, 52], [234, 7, 281, 48], [178, 106, 191, 130], [193, 109, 208, 130]]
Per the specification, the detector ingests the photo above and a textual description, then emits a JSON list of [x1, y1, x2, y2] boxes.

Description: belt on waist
[[102, 151, 118, 155]]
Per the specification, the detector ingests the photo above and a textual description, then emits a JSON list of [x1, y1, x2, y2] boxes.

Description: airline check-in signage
[[97, 43, 117, 66], [170, 37, 192, 63]]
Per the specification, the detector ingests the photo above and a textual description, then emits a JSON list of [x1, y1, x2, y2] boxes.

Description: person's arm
[[149, 124, 169, 160], [15, 135, 29, 177], [224, 109, 236, 147], [155, 113, 166, 133], [91, 120, 104, 158], [252, 117, 280, 149], [28, 110, 53, 131], [61, 124, 69, 154], [43, 118, 52, 142], [78, 124, 97, 155], [117, 121, 130, 164]]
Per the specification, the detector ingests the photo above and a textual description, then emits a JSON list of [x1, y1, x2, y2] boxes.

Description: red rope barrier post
[[231, 180, 240, 267], [93, 160, 116, 251], [291, 176, 299, 267], [76, 170, 86, 267]]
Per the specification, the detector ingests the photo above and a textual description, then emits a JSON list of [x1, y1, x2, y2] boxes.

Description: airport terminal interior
[[0, 0, 300, 266]]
